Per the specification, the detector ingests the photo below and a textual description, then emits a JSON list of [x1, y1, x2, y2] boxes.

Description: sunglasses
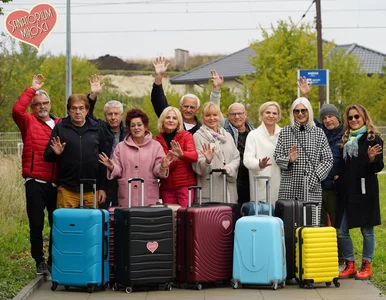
[[293, 109, 308, 115], [348, 114, 360, 121]]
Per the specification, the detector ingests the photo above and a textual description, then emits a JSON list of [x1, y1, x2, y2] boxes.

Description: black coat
[[335, 133, 384, 229]]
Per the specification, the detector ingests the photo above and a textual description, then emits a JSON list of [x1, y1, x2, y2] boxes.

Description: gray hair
[[34, 89, 51, 102], [290, 97, 315, 126], [104, 100, 123, 114], [180, 93, 200, 108]]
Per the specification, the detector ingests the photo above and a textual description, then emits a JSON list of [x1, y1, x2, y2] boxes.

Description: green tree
[[0, 0, 12, 15]]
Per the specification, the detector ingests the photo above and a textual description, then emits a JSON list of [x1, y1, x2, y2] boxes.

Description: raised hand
[[259, 156, 272, 169], [368, 144, 382, 162], [297, 76, 312, 98], [211, 69, 224, 92], [289, 145, 299, 163], [169, 140, 184, 159], [200, 143, 215, 164], [99, 152, 114, 171], [50, 136, 66, 155], [152, 56, 170, 77], [31, 74, 44, 91], [89, 74, 104, 98], [161, 152, 175, 168]]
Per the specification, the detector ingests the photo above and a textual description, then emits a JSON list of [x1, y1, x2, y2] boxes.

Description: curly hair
[[125, 108, 149, 131], [341, 104, 380, 146]]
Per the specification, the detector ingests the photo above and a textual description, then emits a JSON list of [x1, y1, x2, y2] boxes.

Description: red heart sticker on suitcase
[[222, 220, 230, 230], [5, 4, 58, 50], [146, 241, 159, 253]]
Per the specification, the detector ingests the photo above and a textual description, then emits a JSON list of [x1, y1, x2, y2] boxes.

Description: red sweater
[[155, 131, 198, 190], [12, 88, 60, 183]]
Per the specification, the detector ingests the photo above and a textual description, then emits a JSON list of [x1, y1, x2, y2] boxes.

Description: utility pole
[[315, 0, 324, 107], [65, 0, 72, 116]]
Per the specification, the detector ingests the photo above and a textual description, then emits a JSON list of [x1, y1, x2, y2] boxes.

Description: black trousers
[[25, 179, 57, 266]]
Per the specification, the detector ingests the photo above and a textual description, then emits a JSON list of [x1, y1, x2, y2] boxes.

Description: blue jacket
[[315, 118, 344, 189]]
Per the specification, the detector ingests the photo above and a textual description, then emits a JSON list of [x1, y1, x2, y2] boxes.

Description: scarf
[[201, 124, 228, 143], [163, 129, 177, 149], [343, 125, 367, 159]]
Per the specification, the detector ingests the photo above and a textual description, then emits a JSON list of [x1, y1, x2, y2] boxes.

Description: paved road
[[26, 278, 383, 300]]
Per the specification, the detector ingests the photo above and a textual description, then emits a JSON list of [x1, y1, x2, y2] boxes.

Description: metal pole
[[65, 0, 72, 116], [315, 0, 325, 107]]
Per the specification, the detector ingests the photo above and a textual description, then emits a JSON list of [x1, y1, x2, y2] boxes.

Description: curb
[[12, 276, 45, 300]]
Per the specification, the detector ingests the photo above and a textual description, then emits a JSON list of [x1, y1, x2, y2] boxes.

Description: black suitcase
[[198, 169, 240, 228], [275, 199, 311, 280], [113, 178, 173, 293]]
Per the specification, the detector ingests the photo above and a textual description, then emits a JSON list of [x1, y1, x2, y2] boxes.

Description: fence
[[1, 127, 386, 158]]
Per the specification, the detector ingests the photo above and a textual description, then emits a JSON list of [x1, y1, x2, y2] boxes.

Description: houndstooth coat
[[273, 122, 333, 223]]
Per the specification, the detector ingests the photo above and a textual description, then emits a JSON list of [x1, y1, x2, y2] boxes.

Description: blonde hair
[[201, 102, 221, 118], [341, 104, 380, 146], [157, 106, 184, 132], [289, 97, 315, 126], [259, 101, 281, 122]]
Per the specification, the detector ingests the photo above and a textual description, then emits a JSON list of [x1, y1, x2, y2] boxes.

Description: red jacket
[[12, 88, 60, 183], [155, 130, 198, 190]]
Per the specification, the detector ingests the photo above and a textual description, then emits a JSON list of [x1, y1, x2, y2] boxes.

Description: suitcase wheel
[[164, 283, 172, 291], [271, 283, 278, 290], [112, 283, 119, 291], [333, 278, 340, 288], [326, 282, 331, 287], [51, 282, 58, 291], [231, 280, 239, 289], [280, 281, 286, 288], [64, 285, 70, 290], [100, 283, 108, 291], [87, 286, 95, 293], [194, 283, 202, 290], [125, 286, 133, 294]]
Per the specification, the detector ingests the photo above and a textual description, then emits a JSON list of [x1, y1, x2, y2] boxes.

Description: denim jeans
[[337, 210, 375, 262]]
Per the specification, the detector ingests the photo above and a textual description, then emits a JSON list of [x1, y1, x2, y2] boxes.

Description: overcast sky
[[1, 0, 385, 60]]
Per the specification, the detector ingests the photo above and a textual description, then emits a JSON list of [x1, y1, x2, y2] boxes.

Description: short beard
[[38, 110, 49, 118]]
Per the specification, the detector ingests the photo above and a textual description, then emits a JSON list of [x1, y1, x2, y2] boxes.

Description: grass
[[0, 155, 385, 298]]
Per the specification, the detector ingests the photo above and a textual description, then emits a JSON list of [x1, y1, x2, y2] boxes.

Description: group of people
[[13, 57, 383, 282]]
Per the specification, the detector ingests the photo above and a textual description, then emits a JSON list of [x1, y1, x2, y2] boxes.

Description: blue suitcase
[[51, 180, 109, 292], [232, 176, 286, 290]]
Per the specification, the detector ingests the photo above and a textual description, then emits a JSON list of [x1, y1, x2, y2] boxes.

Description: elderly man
[[88, 77, 128, 208], [44, 93, 107, 208], [12, 74, 61, 277], [210, 70, 254, 204], [151, 56, 219, 135]]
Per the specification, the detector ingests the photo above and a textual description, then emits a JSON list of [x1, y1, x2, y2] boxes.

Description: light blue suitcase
[[232, 176, 286, 290], [51, 180, 109, 292]]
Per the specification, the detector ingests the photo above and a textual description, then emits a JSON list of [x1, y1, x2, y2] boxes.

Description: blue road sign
[[299, 69, 327, 86]]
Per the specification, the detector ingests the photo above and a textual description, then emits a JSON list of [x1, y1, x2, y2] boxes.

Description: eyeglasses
[[32, 101, 50, 107], [228, 112, 245, 117], [348, 114, 360, 121], [69, 106, 86, 112], [293, 109, 308, 115]]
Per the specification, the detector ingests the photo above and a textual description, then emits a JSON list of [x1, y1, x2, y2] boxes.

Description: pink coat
[[107, 133, 168, 207]]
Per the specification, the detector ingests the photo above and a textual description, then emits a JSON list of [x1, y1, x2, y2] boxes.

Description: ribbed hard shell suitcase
[[295, 202, 340, 288], [113, 178, 173, 293], [108, 206, 118, 286], [176, 186, 234, 290], [275, 199, 311, 279], [51, 180, 109, 292], [232, 176, 286, 290]]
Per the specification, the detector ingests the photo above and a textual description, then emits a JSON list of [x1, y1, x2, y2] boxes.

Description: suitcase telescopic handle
[[209, 169, 228, 203], [80, 179, 97, 208], [303, 202, 320, 226], [188, 186, 202, 207], [254, 175, 272, 216], [128, 178, 145, 208]]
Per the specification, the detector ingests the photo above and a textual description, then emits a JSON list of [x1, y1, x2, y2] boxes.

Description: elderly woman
[[337, 104, 383, 280], [192, 102, 240, 203], [99, 108, 173, 207], [155, 107, 198, 207], [244, 101, 282, 203], [273, 97, 333, 224]]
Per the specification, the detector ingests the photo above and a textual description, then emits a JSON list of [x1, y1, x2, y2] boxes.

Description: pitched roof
[[170, 47, 256, 84], [333, 43, 386, 74], [170, 43, 386, 84]]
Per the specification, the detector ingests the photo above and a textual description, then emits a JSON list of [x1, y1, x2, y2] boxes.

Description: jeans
[[337, 209, 375, 262]]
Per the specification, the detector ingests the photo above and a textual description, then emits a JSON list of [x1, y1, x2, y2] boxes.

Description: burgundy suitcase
[[176, 186, 234, 290]]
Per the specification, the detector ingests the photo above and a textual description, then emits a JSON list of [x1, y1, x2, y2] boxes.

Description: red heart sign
[[222, 220, 231, 230], [146, 241, 159, 254], [4, 3, 58, 50]]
